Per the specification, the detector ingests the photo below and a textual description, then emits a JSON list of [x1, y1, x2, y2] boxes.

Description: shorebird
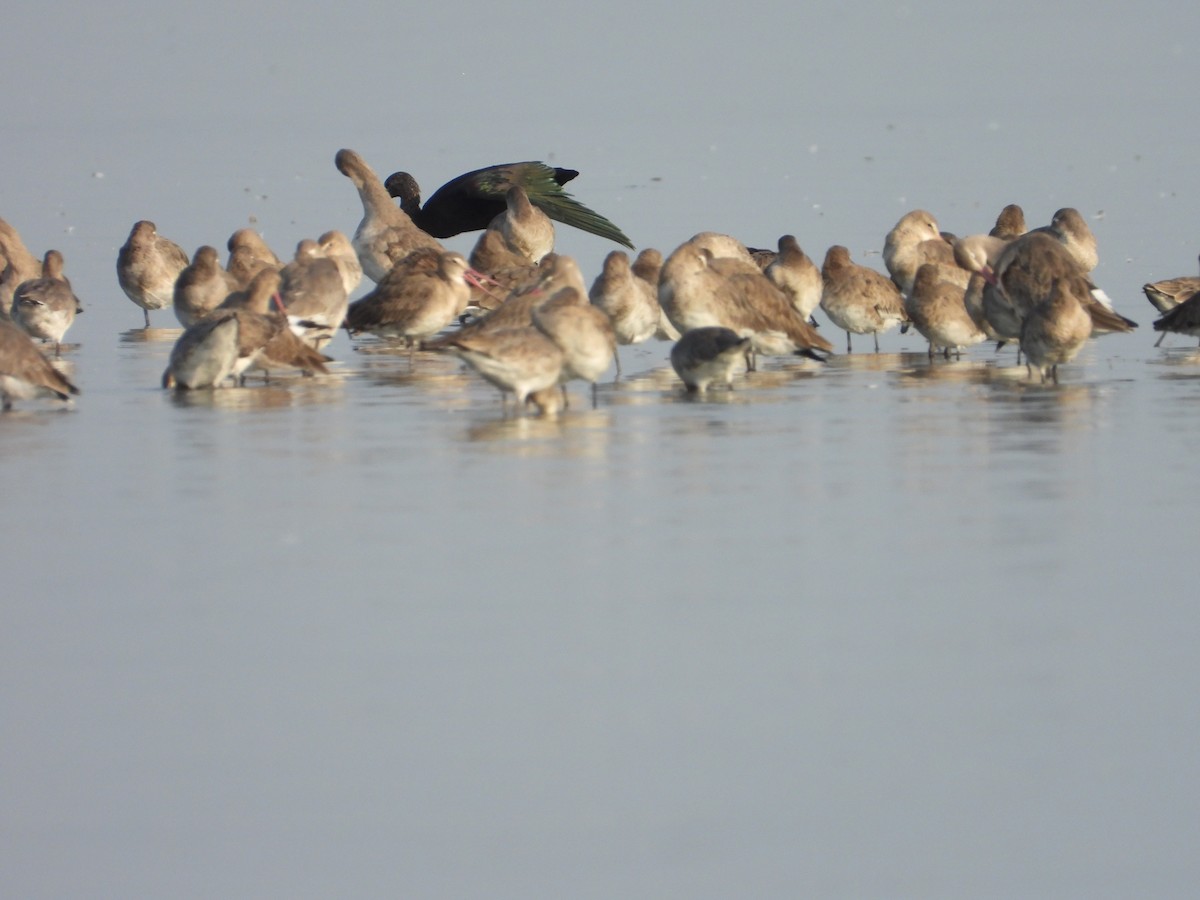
[[1020, 274, 1095, 383], [989, 204, 1027, 240], [1143, 250, 1200, 345], [764, 235, 823, 321], [469, 228, 531, 273], [953, 234, 1014, 345], [11, 250, 80, 357], [961, 272, 1006, 345], [1144, 255, 1200, 314], [279, 239, 349, 348], [531, 286, 617, 401], [589, 250, 666, 347], [0, 317, 79, 409], [463, 233, 541, 313], [427, 254, 589, 352], [661, 237, 831, 362], [819, 245, 909, 352], [383, 161, 633, 248], [490, 185, 555, 264], [439, 325, 565, 412], [162, 315, 242, 390], [953, 234, 1009, 282], [214, 268, 330, 382], [226, 228, 282, 288], [336, 148, 444, 283], [993, 232, 1136, 338], [670, 326, 752, 393], [317, 230, 363, 298], [0, 217, 42, 316], [631, 247, 663, 286], [1144, 254, 1200, 346], [631, 248, 678, 339], [173, 245, 238, 327], [344, 248, 477, 346], [686, 231, 757, 265], [906, 263, 986, 359], [883, 210, 956, 295], [116, 220, 189, 326], [1033, 207, 1098, 273], [1151, 290, 1200, 346]]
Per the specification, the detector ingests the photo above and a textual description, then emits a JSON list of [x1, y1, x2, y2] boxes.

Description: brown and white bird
[[819, 245, 909, 352], [764, 235, 823, 322], [317, 230, 363, 298], [11, 250, 80, 356], [1151, 289, 1200, 347], [631, 247, 663, 286], [209, 268, 330, 382], [589, 250, 668, 347], [1144, 264, 1200, 313], [1144, 253, 1200, 347], [490, 185, 555, 264], [958, 242, 1025, 348], [883, 210, 956, 296], [464, 230, 540, 313], [670, 326, 752, 394], [225, 228, 283, 288], [531, 286, 618, 400], [117, 220, 189, 327], [685, 231, 758, 265], [989, 204, 1027, 240], [219, 269, 331, 380], [162, 315, 243, 390], [344, 248, 476, 346], [279, 239, 349, 348], [629, 248, 678, 340], [1020, 273, 1096, 383], [952, 234, 1009, 284], [439, 326, 565, 412], [660, 237, 831, 361], [173, 246, 238, 328], [1033, 207, 1098, 273], [469, 228, 533, 274], [0, 217, 42, 317], [0, 317, 79, 409], [952, 235, 1012, 345], [905, 263, 986, 359], [166, 268, 331, 389], [992, 232, 1135, 338], [425, 254, 589, 353], [335, 148, 443, 283]]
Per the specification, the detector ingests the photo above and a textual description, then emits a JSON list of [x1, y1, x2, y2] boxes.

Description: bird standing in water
[[11, 250, 81, 357], [116, 220, 189, 327], [0, 317, 79, 409]]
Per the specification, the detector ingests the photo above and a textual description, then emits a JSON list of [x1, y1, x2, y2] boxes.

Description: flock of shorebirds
[[2, 147, 1199, 414]]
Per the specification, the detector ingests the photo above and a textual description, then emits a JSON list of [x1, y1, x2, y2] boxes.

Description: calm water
[[5, 1, 1200, 897]]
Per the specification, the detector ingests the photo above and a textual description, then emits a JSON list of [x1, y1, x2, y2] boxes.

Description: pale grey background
[[3, 2, 1200, 897]]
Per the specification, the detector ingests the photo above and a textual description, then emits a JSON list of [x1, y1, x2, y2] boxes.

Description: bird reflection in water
[[120, 327, 181, 344], [165, 370, 347, 411], [464, 406, 613, 452]]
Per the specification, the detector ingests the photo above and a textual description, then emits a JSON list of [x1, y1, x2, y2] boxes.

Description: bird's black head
[[384, 172, 423, 214]]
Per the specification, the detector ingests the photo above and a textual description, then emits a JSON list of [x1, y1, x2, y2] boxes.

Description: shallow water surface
[[5, 318, 1200, 897]]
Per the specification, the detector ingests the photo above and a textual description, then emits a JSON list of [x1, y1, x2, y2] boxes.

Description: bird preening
[[383, 160, 634, 249]]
